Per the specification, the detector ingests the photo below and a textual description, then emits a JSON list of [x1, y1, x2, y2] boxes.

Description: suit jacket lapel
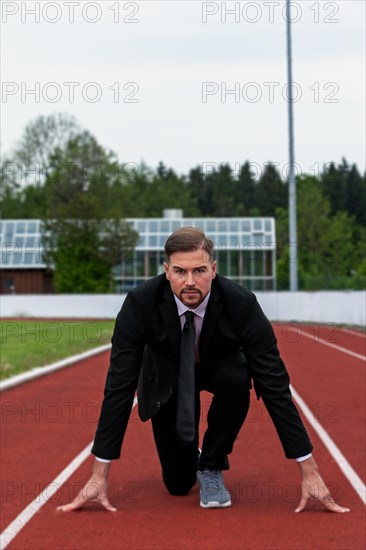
[[159, 283, 181, 357], [199, 281, 223, 359]]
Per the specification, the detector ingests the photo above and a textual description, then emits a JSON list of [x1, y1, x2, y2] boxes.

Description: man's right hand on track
[[57, 460, 117, 512]]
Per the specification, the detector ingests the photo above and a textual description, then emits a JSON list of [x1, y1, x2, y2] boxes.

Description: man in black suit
[[59, 227, 349, 513]]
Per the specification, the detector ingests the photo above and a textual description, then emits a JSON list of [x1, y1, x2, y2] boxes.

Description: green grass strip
[[0, 320, 115, 381]]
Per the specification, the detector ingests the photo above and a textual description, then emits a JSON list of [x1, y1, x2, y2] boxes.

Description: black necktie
[[176, 311, 196, 443]]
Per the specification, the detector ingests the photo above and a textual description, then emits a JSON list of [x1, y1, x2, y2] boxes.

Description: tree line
[[1, 114, 365, 291]]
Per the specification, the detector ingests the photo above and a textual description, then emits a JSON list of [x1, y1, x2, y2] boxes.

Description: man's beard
[[180, 288, 203, 305]]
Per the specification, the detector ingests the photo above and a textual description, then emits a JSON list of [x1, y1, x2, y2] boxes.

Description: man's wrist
[[93, 458, 112, 478], [297, 455, 319, 478]]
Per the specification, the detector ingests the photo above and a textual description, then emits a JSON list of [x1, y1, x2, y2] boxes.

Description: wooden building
[[0, 269, 54, 294], [0, 220, 54, 294]]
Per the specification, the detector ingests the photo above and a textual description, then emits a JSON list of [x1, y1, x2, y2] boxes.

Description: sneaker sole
[[200, 499, 232, 509]]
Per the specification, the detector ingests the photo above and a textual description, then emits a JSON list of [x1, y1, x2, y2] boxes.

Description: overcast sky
[[2, 0, 365, 178]]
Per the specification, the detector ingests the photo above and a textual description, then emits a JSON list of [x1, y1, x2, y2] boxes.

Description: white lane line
[[340, 328, 366, 339], [0, 344, 112, 392], [0, 397, 138, 550], [288, 328, 365, 362], [291, 385, 366, 505], [0, 442, 92, 550]]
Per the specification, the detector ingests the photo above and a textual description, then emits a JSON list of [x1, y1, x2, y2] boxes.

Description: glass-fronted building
[[0, 211, 276, 293]]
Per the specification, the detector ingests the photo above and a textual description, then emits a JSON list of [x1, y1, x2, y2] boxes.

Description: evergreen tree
[[320, 159, 348, 214], [187, 166, 207, 214], [255, 163, 287, 216], [345, 164, 366, 225], [211, 164, 237, 216], [235, 161, 257, 215]]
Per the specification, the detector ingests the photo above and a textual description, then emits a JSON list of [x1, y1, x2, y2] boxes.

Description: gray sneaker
[[197, 469, 232, 508]]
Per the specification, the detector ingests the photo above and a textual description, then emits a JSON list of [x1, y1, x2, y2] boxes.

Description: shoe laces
[[202, 470, 221, 493]]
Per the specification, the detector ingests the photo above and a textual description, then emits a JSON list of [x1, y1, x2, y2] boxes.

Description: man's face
[[164, 248, 216, 308]]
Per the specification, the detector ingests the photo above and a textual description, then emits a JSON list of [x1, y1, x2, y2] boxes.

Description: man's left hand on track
[[295, 456, 350, 513]]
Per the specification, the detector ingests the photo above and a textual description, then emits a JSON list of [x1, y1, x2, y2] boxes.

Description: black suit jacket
[[91, 274, 313, 460]]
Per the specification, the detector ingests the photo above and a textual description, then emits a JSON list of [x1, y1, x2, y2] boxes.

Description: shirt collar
[[173, 292, 211, 319]]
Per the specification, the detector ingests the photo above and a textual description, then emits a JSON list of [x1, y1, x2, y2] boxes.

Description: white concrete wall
[[255, 291, 365, 326], [1, 291, 365, 326]]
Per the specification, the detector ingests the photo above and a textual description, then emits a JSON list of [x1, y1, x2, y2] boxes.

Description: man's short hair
[[164, 226, 214, 261]]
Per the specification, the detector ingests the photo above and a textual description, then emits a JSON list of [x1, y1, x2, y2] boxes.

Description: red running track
[[1, 325, 365, 550]]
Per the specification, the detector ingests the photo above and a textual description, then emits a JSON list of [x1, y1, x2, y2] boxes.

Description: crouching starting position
[[58, 227, 349, 513]]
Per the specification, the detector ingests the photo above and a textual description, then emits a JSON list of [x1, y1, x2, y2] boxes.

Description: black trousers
[[151, 351, 251, 495]]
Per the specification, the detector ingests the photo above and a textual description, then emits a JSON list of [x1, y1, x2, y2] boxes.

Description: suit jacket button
[[169, 387, 173, 394], [157, 401, 160, 408]]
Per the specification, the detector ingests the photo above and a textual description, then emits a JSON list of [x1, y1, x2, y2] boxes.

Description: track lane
[[0, 352, 110, 531], [305, 325, 365, 359], [274, 324, 366, 360], [274, 326, 365, 485], [332, 328, 366, 356], [1, 324, 365, 549], [4, 392, 364, 550]]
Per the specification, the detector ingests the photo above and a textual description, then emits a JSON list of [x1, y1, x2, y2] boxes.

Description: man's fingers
[[100, 498, 117, 512], [322, 494, 350, 513], [56, 494, 117, 513], [57, 500, 84, 512], [56, 499, 117, 512], [294, 487, 351, 514], [294, 494, 308, 513], [325, 503, 351, 513], [56, 485, 98, 512]]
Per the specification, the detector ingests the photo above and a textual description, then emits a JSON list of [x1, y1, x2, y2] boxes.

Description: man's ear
[[163, 261, 170, 279], [211, 260, 217, 278]]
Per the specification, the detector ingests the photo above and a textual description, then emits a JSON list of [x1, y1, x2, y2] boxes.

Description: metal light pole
[[286, 0, 298, 291]]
